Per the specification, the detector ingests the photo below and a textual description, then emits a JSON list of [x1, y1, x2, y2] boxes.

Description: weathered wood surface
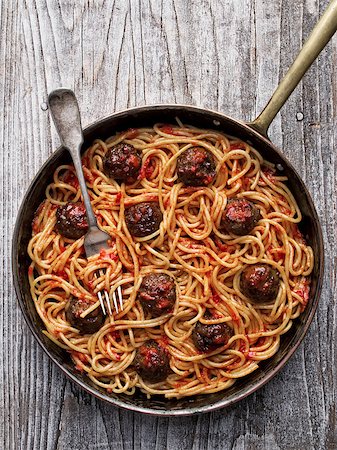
[[1, 0, 336, 449]]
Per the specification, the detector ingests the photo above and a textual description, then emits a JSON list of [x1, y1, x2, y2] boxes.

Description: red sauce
[[256, 337, 266, 347], [98, 249, 117, 262], [32, 217, 40, 234], [270, 248, 285, 262], [181, 239, 200, 250], [72, 289, 86, 300], [212, 292, 221, 304], [294, 278, 310, 306], [210, 311, 222, 319], [200, 368, 211, 384], [160, 336, 169, 347], [160, 125, 174, 134], [242, 177, 251, 190], [229, 142, 245, 151], [36, 200, 46, 215], [138, 157, 156, 180], [239, 340, 249, 355], [71, 351, 88, 367], [56, 269, 68, 280], [78, 353, 88, 363], [215, 239, 234, 253], [32, 200, 48, 234], [64, 171, 79, 189], [292, 224, 306, 244], [28, 266, 34, 276], [145, 194, 158, 202], [225, 303, 240, 323], [81, 155, 90, 167], [262, 165, 275, 182], [115, 192, 122, 205], [280, 206, 292, 215], [82, 167, 95, 183], [109, 330, 120, 340], [124, 128, 139, 139], [47, 207, 54, 217], [174, 380, 188, 388]]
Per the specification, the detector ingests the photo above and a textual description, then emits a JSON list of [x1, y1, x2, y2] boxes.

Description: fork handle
[[48, 89, 98, 229]]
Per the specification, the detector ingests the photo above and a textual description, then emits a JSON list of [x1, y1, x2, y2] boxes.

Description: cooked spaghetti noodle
[[28, 123, 313, 398]]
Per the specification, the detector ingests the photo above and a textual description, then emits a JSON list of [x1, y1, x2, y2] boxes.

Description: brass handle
[[249, 0, 337, 137]]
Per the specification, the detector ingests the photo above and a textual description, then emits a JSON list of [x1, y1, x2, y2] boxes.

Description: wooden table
[[2, 1, 336, 449]]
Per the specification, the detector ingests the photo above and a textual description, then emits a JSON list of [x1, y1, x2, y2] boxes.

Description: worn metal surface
[[1, 0, 336, 449]]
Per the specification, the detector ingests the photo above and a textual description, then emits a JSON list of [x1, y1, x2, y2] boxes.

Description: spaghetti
[[28, 123, 313, 398]]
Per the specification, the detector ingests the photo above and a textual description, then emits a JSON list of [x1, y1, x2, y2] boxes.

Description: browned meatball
[[134, 340, 170, 382], [240, 263, 280, 302], [137, 273, 176, 317], [220, 198, 261, 236], [55, 202, 88, 239], [125, 202, 163, 237], [65, 297, 104, 334], [103, 143, 142, 183], [177, 147, 216, 186], [192, 311, 233, 352]]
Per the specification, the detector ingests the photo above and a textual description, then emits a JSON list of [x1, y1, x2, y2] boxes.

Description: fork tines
[[96, 269, 123, 316]]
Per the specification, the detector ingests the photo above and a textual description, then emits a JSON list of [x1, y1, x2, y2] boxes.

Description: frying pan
[[12, 1, 337, 415]]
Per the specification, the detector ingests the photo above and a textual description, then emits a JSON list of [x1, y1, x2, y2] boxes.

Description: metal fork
[[48, 88, 123, 315]]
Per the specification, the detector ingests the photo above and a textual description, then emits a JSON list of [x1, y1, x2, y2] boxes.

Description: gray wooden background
[[1, 0, 336, 449]]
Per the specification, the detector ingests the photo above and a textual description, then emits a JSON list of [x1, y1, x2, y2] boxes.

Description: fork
[[48, 88, 123, 315]]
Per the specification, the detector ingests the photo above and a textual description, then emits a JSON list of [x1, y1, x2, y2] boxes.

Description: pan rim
[[12, 103, 325, 416]]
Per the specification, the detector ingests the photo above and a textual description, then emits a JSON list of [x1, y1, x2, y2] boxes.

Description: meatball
[[192, 311, 233, 353], [220, 198, 261, 236], [55, 202, 88, 239], [103, 143, 142, 183], [137, 273, 176, 317], [125, 202, 163, 237], [177, 147, 216, 186], [65, 297, 104, 334], [240, 263, 280, 302], [134, 340, 170, 383]]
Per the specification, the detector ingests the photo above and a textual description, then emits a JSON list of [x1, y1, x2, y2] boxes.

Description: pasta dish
[[28, 122, 313, 398]]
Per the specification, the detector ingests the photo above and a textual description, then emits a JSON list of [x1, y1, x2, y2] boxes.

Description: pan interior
[[13, 105, 323, 415]]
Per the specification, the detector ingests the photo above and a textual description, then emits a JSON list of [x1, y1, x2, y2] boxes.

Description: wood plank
[[1, 0, 336, 449]]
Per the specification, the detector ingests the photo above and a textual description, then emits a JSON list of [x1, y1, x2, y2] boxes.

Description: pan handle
[[248, 0, 337, 137]]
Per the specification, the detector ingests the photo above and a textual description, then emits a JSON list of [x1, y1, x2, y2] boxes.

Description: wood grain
[[1, 0, 336, 449]]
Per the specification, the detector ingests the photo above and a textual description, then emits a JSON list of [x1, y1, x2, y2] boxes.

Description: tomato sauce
[[229, 142, 246, 151], [138, 157, 155, 180], [56, 269, 68, 280], [294, 277, 310, 306], [261, 165, 276, 182], [124, 128, 139, 139], [64, 171, 79, 189]]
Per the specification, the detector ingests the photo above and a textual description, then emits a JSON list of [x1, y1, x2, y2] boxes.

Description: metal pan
[[12, 1, 337, 415]]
